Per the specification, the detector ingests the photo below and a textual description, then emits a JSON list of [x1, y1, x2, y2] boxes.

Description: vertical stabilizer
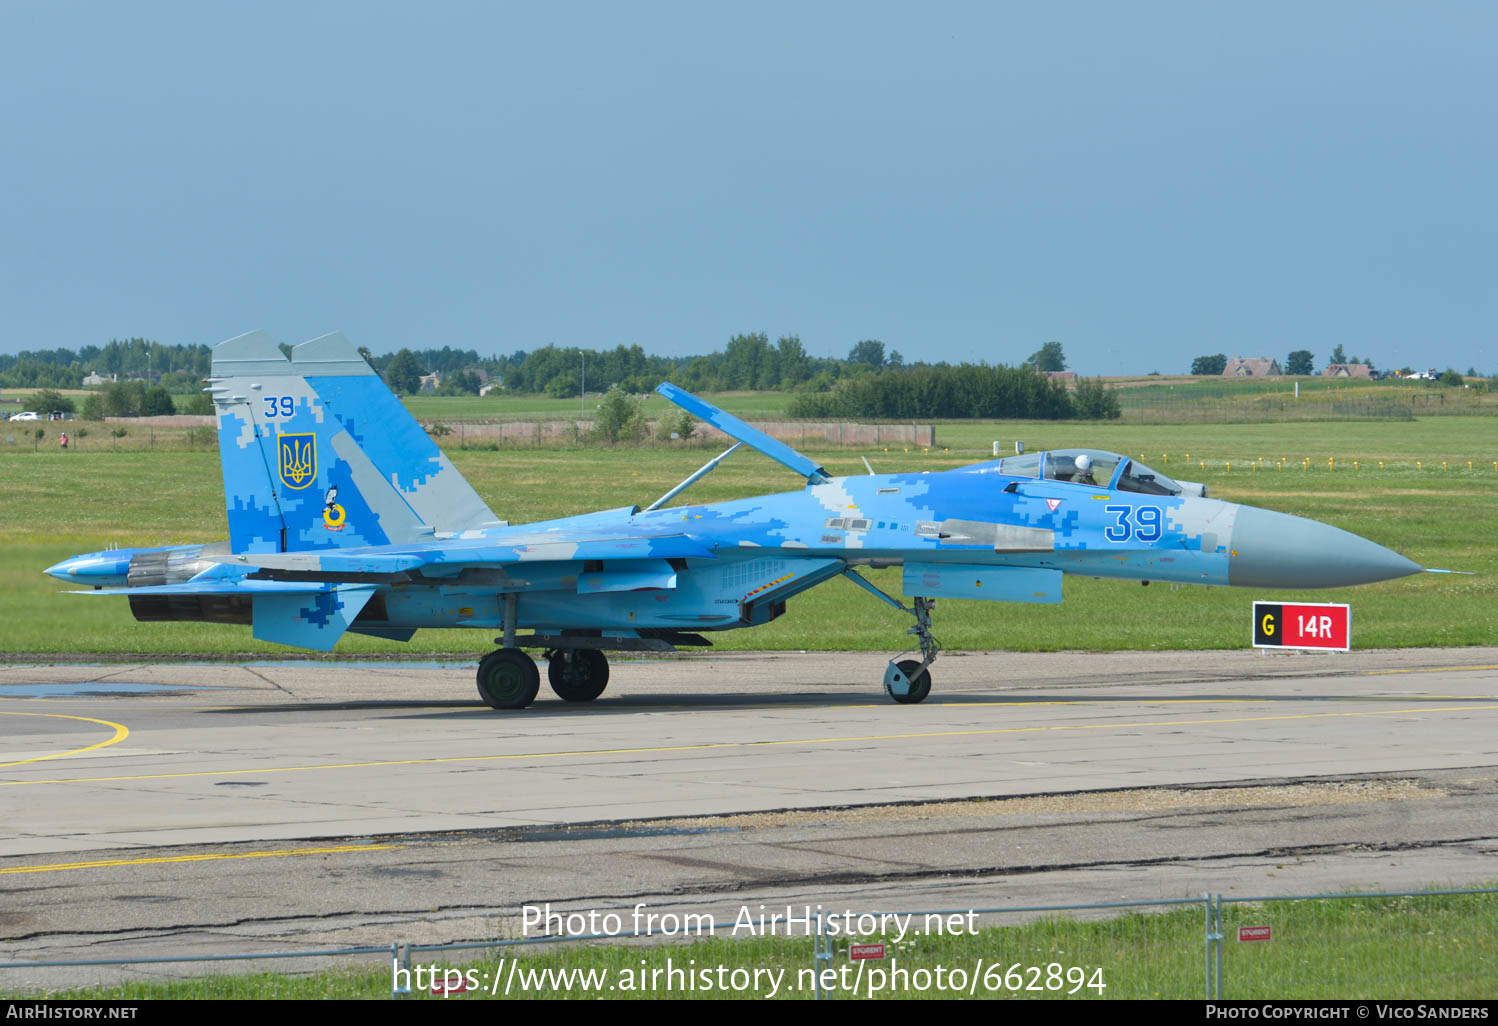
[[211, 331, 473, 553], [209, 331, 292, 554], [293, 333, 500, 535]]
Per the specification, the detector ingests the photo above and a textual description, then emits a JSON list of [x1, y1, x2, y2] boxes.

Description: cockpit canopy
[[997, 448, 1201, 496], [1043, 448, 1120, 487]]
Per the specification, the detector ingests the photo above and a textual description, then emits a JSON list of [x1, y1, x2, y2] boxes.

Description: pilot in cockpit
[[1071, 453, 1097, 486]]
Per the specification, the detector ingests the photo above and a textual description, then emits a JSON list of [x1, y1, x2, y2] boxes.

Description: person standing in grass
[[58, 431, 68, 451]]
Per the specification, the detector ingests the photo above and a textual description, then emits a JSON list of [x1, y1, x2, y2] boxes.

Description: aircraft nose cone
[[1229, 506, 1421, 589]]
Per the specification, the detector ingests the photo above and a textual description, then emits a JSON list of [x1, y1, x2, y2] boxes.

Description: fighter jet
[[46, 331, 1429, 707]]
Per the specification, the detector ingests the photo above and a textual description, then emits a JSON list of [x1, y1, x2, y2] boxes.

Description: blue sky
[[2, 1, 1493, 374]]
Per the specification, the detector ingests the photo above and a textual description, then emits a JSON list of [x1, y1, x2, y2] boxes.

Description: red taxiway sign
[[1253, 602, 1350, 651]]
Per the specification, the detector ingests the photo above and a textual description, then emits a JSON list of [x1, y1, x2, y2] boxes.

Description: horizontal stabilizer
[[656, 382, 829, 484], [252, 585, 376, 652]]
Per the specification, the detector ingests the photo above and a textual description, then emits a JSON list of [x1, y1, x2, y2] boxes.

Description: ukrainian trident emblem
[[277, 433, 316, 490]]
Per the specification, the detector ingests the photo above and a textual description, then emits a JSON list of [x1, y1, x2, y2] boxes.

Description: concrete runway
[[3, 647, 1498, 985]]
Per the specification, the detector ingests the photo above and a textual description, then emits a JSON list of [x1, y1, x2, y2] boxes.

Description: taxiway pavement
[[2, 648, 1496, 984]]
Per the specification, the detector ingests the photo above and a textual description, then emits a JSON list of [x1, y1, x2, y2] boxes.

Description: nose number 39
[[1104, 505, 1163, 543]]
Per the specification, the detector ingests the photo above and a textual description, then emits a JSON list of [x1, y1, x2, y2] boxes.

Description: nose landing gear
[[882, 596, 939, 704], [843, 570, 941, 704]]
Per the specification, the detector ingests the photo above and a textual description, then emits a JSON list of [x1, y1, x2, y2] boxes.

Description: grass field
[[2, 417, 1493, 656], [17, 888, 1497, 999]]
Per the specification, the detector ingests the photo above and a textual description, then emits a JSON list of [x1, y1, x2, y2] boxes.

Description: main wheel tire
[[476, 649, 540, 709], [887, 659, 932, 705], [547, 648, 609, 702]]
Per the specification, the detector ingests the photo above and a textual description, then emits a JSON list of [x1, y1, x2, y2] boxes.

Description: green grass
[[3, 416, 1494, 656], [1102, 376, 1497, 423], [1215, 892, 1498, 999], [18, 889, 1497, 999]]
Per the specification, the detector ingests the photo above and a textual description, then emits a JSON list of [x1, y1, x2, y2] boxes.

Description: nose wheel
[[476, 648, 540, 709], [885, 658, 933, 704]]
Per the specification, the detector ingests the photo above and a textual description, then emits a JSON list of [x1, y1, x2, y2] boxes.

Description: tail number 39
[[1104, 505, 1163, 543]]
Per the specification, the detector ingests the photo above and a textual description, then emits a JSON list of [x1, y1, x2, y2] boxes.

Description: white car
[[9, 411, 40, 422]]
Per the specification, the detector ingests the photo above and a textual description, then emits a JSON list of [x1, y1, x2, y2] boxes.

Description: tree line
[[1191, 350, 1355, 376], [0, 338, 213, 392], [787, 365, 1120, 421], [5, 333, 1123, 421], [377, 335, 900, 398], [3, 333, 1079, 397], [1190, 348, 1490, 383], [21, 382, 214, 419]]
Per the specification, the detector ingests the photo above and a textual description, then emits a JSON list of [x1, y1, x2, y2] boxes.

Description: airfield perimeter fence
[[1116, 391, 1498, 423], [0, 418, 938, 452], [5, 393, 1497, 452], [4, 886, 1495, 1000]]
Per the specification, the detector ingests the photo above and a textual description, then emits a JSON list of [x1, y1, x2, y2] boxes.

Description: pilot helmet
[[1073, 454, 1093, 474]]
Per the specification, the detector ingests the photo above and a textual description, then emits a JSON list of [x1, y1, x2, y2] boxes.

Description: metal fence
[[3, 887, 1495, 1000], [1208, 889, 1498, 1000], [0, 419, 935, 453], [1117, 390, 1498, 423]]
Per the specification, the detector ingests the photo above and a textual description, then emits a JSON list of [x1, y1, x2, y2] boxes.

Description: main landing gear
[[474, 646, 611, 709], [546, 648, 610, 702], [842, 570, 941, 705], [476, 648, 540, 710]]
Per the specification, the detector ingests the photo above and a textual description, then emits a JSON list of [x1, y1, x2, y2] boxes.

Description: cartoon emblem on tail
[[323, 485, 346, 531], [277, 433, 316, 490]]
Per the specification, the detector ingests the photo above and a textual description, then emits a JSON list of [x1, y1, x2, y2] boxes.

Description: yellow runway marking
[[0, 712, 129, 769], [1368, 665, 1498, 676], [2, 704, 1495, 789], [0, 844, 401, 876]]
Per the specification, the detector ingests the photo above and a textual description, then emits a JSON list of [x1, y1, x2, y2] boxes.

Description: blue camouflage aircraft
[[47, 331, 1430, 707]]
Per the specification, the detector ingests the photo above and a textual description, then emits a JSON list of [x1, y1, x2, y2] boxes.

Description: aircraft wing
[[224, 529, 717, 577], [74, 580, 376, 652], [70, 579, 349, 596]]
